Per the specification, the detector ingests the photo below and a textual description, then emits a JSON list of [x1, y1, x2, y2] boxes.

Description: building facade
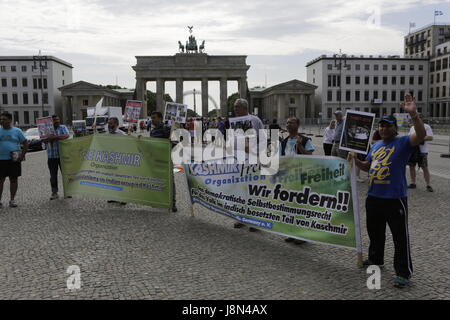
[[249, 80, 316, 123], [429, 42, 450, 117], [306, 55, 429, 119], [59, 81, 134, 123], [404, 24, 450, 58], [0, 56, 73, 127]]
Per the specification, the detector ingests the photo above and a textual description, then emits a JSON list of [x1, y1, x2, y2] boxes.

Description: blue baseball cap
[[379, 115, 397, 125]]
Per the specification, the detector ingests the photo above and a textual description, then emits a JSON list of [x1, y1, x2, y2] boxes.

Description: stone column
[[62, 96, 68, 125], [176, 78, 183, 104], [136, 78, 147, 117], [202, 78, 208, 117], [156, 78, 165, 113], [239, 77, 247, 99], [220, 77, 228, 117]]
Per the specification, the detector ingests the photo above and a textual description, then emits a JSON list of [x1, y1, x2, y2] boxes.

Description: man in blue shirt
[[0, 112, 28, 208], [44, 115, 69, 200], [349, 93, 426, 288]]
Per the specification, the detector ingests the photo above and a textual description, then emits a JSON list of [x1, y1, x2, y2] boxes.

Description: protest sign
[[339, 110, 375, 155], [59, 134, 172, 208], [394, 113, 410, 127], [36, 116, 55, 139], [164, 102, 188, 124], [72, 120, 87, 137], [185, 156, 361, 249], [123, 100, 143, 123]]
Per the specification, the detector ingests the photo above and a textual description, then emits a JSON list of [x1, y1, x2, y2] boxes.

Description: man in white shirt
[[408, 114, 434, 192]]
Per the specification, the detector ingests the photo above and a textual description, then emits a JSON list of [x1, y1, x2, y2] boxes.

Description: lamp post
[[32, 50, 48, 117], [333, 50, 349, 112]]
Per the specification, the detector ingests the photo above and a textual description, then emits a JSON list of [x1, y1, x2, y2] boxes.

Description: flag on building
[[435, 10, 444, 16]]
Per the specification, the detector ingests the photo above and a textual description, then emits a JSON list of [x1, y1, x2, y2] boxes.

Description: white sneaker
[[9, 200, 17, 208]]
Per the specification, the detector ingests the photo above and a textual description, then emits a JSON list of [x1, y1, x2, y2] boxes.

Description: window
[[443, 86, 446, 97], [62, 80, 65, 85], [365, 64, 370, 70], [21, 66, 27, 72], [2, 93, 8, 104], [409, 76, 414, 85], [364, 90, 370, 101], [0, 66, 6, 72], [364, 76, 370, 85], [288, 108, 296, 117], [43, 93, 48, 104], [443, 58, 448, 69], [337, 91, 341, 101], [328, 75, 332, 87], [430, 74, 434, 84], [383, 64, 388, 71], [289, 97, 295, 104], [33, 78, 38, 89], [62, 70, 65, 76], [392, 65, 397, 71], [401, 65, 405, 71], [430, 61, 435, 72], [391, 91, 397, 102], [346, 76, 351, 85], [444, 72, 447, 82], [83, 99, 89, 106], [410, 65, 415, 71], [327, 91, 332, 101], [436, 60, 441, 71], [418, 76, 423, 85], [437, 73, 440, 83], [430, 88, 433, 98], [373, 76, 379, 85], [374, 65, 379, 71], [346, 90, 351, 101], [400, 76, 405, 85], [382, 76, 387, 85], [33, 93, 39, 104], [1, 78, 6, 87], [24, 111, 29, 125], [23, 93, 28, 104], [12, 78, 17, 87], [11, 66, 16, 72], [355, 76, 360, 85], [327, 108, 332, 119], [400, 90, 405, 101], [355, 64, 360, 70], [22, 78, 27, 87], [373, 91, 379, 99], [355, 90, 360, 101], [13, 111, 19, 124], [391, 76, 397, 85], [43, 78, 47, 89], [12, 93, 18, 104], [382, 91, 387, 101], [327, 64, 332, 70], [436, 87, 440, 98], [34, 111, 39, 122]]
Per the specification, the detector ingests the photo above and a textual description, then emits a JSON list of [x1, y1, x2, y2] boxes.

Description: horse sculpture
[[199, 40, 205, 53], [178, 41, 185, 53]]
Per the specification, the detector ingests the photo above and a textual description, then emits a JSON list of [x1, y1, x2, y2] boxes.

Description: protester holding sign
[[0, 112, 28, 208], [331, 111, 347, 159], [348, 93, 425, 288], [231, 98, 265, 231], [44, 115, 70, 200], [150, 111, 177, 212], [323, 120, 336, 156], [281, 116, 314, 245]]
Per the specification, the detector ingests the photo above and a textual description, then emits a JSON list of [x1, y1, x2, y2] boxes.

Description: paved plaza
[[0, 133, 449, 300]]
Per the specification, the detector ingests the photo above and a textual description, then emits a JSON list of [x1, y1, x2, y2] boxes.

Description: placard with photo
[[36, 116, 55, 139], [339, 110, 375, 155]]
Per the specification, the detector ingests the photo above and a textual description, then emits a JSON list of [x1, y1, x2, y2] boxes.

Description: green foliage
[[227, 92, 240, 117]]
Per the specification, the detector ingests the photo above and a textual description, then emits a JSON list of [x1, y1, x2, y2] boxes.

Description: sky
[[1, 0, 450, 112]]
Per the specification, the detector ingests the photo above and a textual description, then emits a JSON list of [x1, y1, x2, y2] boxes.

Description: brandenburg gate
[[132, 28, 250, 117]]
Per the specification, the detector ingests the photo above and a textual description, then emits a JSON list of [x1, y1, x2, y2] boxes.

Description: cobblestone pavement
[[0, 139, 449, 300]]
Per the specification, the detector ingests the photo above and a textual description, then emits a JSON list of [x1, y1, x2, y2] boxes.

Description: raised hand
[[400, 93, 417, 114]]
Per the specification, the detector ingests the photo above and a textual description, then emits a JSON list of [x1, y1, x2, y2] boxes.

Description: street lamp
[[333, 50, 349, 112], [32, 50, 48, 117]]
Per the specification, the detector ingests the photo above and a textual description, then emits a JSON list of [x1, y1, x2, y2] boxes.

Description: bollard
[[441, 136, 450, 158]]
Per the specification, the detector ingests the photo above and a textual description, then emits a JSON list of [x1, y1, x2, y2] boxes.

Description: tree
[[146, 90, 174, 115], [207, 109, 220, 118], [187, 109, 199, 118], [227, 92, 240, 117]]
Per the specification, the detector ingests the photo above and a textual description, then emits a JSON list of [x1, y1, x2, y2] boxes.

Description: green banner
[[59, 134, 172, 208], [185, 156, 359, 249]]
